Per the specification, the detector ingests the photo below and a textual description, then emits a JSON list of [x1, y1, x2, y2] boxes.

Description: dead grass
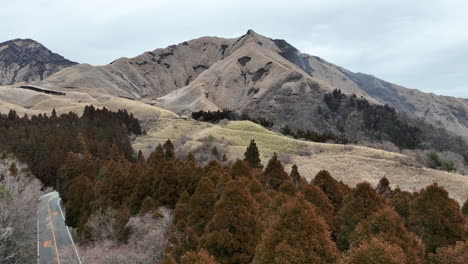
[[133, 118, 468, 204]]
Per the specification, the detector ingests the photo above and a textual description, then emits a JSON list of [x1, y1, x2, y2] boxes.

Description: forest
[[0, 106, 467, 263]]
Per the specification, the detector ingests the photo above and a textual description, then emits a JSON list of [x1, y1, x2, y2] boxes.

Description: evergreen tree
[[350, 207, 423, 263], [389, 188, 415, 223], [164, 139, 175, 160], [186, 177, 218, 235], [289, 164, 302, 185], [147, 144, 165, 167], [253, 198, 339, 264], [343, 237, 406, 264], [200, 178, 261, 264], [65, 175, 95, 230], [230, 160, 252, 179], [244, 139, 262, 169], [157, 161, 180, 208], [311, 170, 345, 213], [299, 182, 335, 231], [336, 182, 386, 251], [260, 153, 289, 190], [408, 183, 466, 254]]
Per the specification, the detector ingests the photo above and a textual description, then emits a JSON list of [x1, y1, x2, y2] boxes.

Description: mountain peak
[[0, 38, 77, 85]]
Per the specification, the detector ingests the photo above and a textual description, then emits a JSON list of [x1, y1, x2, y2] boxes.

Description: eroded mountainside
[[0, 39, 76, 85], [30, 30, 468, 143]]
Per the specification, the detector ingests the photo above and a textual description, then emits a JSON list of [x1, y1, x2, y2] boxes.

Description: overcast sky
[[2, 0, 467, 98]]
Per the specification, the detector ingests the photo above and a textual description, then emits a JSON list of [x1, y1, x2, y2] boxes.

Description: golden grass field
[[133, 118, 468, 204]]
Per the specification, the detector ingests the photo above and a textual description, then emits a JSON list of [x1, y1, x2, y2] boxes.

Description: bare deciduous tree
[[0, 157, 44, 264]]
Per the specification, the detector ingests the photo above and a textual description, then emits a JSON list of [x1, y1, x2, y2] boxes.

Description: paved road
[[38, 192, 81, 264]]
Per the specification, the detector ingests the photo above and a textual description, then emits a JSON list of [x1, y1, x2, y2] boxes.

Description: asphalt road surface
[[38, 192, 81, 264]]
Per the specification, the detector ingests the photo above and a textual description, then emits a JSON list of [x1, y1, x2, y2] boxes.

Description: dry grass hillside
[[133, 118, 468, 204], [0, 85, 177, 120]]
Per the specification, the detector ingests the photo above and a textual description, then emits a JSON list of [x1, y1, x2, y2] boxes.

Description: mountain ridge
[[2, 31, 467, 143]]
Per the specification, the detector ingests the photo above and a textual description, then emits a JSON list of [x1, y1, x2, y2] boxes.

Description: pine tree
[[343, 237, 406, 264], [336, 182, 386, 251], [260, 153, 289, 190], [289, 164, 302, 185], [244, 139, 262, 169], [230, 159, 252, 179], [9, 162, 18, 177], [299, 182, 335, 231], [253, 198, 339, 264], [65, 175, 95, 230], [157, 161, 180, 208], [350, 207, 423, 263], [137, 150, 146, 166], [186, 177, 218, 235], [147, 144, 165, 167], [389, 188, 415, 223], [311, 170, 345, 213], [200, 178, 261, 264], [408, 183, 466, 254], [164, 139, 175, 160]]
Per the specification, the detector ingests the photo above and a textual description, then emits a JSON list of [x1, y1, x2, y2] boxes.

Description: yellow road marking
[[47, 197, 61, 264]]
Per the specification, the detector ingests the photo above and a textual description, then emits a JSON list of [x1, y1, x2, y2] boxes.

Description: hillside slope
[[133, 118, 468, 204], [32, 31, 468, 142]]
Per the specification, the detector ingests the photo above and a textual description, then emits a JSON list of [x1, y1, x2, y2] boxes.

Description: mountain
[[0, 38, 77, 85], [30, 31, 468, 144]]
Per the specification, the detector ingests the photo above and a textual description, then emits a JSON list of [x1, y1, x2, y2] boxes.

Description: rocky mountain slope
[[0, 39, 77, 85], [32, 30, 468, 143]]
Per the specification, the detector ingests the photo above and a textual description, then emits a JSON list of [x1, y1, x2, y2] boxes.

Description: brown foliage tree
[[260, 153, 289, 190], [426, 241, 468, 264], [253, 198, 340, 264], [157, 161, 180, 208], [408, 183, 466, 254], [186, 177, 218, 235], [342, 237, 406, 264], [299, 182, 335, 231], [336, 182, 386, 250], [180, 249, 219, 264], [350, 207, 423, 263], [230, 159, 252, 179], [311, 170, 345, 213], [200, 178, 261, 264]]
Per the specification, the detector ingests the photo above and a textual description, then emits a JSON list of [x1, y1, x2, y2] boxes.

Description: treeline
[[192, 109, 274, 128], [281, 125, 349, 144], [323, 89, 421, 149], [0, 106, 141, 186]]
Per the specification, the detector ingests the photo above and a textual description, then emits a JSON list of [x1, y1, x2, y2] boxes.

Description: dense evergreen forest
[[0, 106, 467, 263]]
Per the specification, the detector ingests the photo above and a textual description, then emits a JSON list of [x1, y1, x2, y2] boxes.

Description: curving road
[[38, 192, 81, 264]]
